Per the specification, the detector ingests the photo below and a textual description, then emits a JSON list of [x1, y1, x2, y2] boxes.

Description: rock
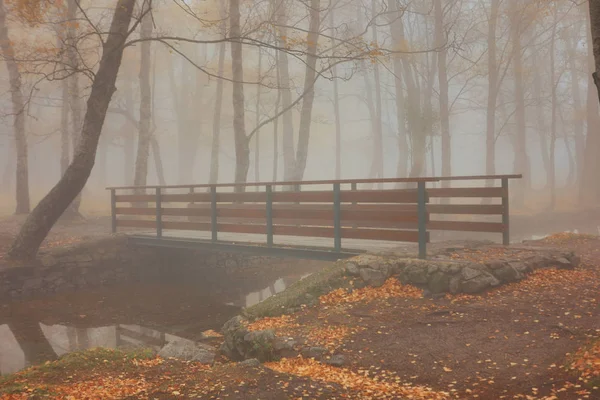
[[449, 275, 462, 294], [323, 354, 346, 367], [490, 264, 523, 282], [461, 266, 483, 281], [554, 257, 573, 269], [359, 268, 387, 287], [220, 316, 250, 361], [158, 339, 215, 364], [510, 262, 530, 275], [428, 272, 450, 294], [302, 346, 328, 359], [403, 265, 429, 284], [239, 358, 261, 367], [345, 262, 360, 276], [461, 271, 501, 294], [243, 330, 276, 361], [486, 261, 505, 270], [566, 253, 581, 267], [274, 337, 296, 352]]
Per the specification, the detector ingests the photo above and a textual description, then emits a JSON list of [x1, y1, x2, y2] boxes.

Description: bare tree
[[8, 0, 137, 259], [0, 0, 30, 214]]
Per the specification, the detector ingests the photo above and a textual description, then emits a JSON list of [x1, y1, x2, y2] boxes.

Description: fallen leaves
[[246, 314, 300, 332], [570, 339, 600, 384], [307, 325, 365, 349], [319, 278, 422, 306], [266, 356, 449, 400]]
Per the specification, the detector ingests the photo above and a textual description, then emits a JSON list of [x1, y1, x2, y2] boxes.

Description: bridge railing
[[107, 175, 521, 259]]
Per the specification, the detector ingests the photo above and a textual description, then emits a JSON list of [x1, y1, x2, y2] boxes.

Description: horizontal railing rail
[[107, 175, 522, 259]]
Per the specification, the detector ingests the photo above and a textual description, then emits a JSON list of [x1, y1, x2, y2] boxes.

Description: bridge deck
[[129, 230, 416, 260]]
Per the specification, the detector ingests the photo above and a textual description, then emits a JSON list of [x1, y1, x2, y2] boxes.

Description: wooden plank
[[427, 187, 503, 198], [115, 207, 155, 216], [116, 219, 156, 229], [272, 225, 423, 243], [272, 191, 334, 203], [341, 189, 419, 203], [115, 194, 155, 203], [162, 221, 211, 231], [426, 204, 503, 215], [427, 221, 506, 233]]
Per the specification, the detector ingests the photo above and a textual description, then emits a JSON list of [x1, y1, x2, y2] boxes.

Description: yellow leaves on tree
[[319, 277, 422, 306], [266, 356, 450, 400]]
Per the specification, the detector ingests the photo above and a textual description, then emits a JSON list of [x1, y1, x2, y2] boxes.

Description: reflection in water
[[0, 272, 314, 375], [227, 273, 311, 308], [0, 323, 193, 375]]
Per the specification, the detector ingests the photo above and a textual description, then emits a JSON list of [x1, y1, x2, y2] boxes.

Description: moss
[[243, 261, 348, 319]]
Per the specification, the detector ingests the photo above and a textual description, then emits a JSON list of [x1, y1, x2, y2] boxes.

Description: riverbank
[[0, 233, 598, 399]]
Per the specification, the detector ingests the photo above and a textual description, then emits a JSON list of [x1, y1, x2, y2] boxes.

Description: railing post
[[333, 182, 342, 252], [351, 182, 357, 228], [417, 181, 427, 259], [502, 177, 510, 245], [110, 189, 117, 234], [211, 186, 218, 242], [156, 187, 162, 238], [266, 185, 273, 247]]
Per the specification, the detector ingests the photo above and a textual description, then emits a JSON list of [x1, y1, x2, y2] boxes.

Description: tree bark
[[209, 2, 227, 185], [548, 7, 558, 210], [584, 0, 600, 204], [567, 31, 585, 188], [150, 134, 166, 186], [510, 0, 529, 208], [272, 49, 281, 182], [330, 2, 342, 180], [370, 0, 384, 185], [254, 48, 262, 184], [485, 0, 499, 186], [273, 0, 295, 181], [60, 73, 70, 175], [388, 0, 408, 182], [292, 0, 320, 181], [0, 0, 30, 214], [133, 2, 153, 187], [7, 0, 136, 260], [230, 0, 250, 189], [435, 0, 450, 182]]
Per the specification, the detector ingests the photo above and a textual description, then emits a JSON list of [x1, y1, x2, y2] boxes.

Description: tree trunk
[[330, 3, 342, 180], [485, 0, 499, 186], [209, 3, 227, 185], [510, 0, 529, 208], [150, 134, 166, 186], [254, 48, 262, 184], [0, 0, 30, 214], [435, 0, 451, 182], [370, 0, 384, 185], [230, 0, 250, 189], [65, 0, 83, 215], [8, 321, 57, 366], [272, 49, 281, 182], [548, 7, 558, 210], [567, 32, 585, 188], [7, 0, 136, 260], [388, 0, 408, 182], [532, 48, 550, 189], [274, 1, 295, 181], [60, 74, 70, 175], [292, 0, 320, 181], [123, 80, 135, 185], [133, 2, 153, 187], [581, 2, 600, 205]]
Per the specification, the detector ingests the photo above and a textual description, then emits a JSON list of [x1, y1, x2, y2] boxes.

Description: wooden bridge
[[107, 175, 521, 260]]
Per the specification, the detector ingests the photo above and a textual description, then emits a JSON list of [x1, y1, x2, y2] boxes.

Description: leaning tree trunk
[[133, 2, 153, 187], [292, 0, 320, 181], [230, 0, 250, 189], [586, 0, 600, 202], [0, 0, 30, 214], [7, 0, 136, 260]]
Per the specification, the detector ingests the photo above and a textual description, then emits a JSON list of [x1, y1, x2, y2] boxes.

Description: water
[[0, 260, 327, 374]]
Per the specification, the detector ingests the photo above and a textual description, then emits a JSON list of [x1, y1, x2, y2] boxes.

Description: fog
[[0, 0, 593, 215]]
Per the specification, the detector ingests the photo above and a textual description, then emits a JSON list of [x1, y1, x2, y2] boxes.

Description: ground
[[0, 217, 599, 399]]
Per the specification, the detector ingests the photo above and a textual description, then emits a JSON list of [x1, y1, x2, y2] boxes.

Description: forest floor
[[0, 218, 599, 398]]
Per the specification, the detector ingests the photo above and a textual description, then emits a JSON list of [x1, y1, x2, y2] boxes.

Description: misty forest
[[0, 0, 599, 398]]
